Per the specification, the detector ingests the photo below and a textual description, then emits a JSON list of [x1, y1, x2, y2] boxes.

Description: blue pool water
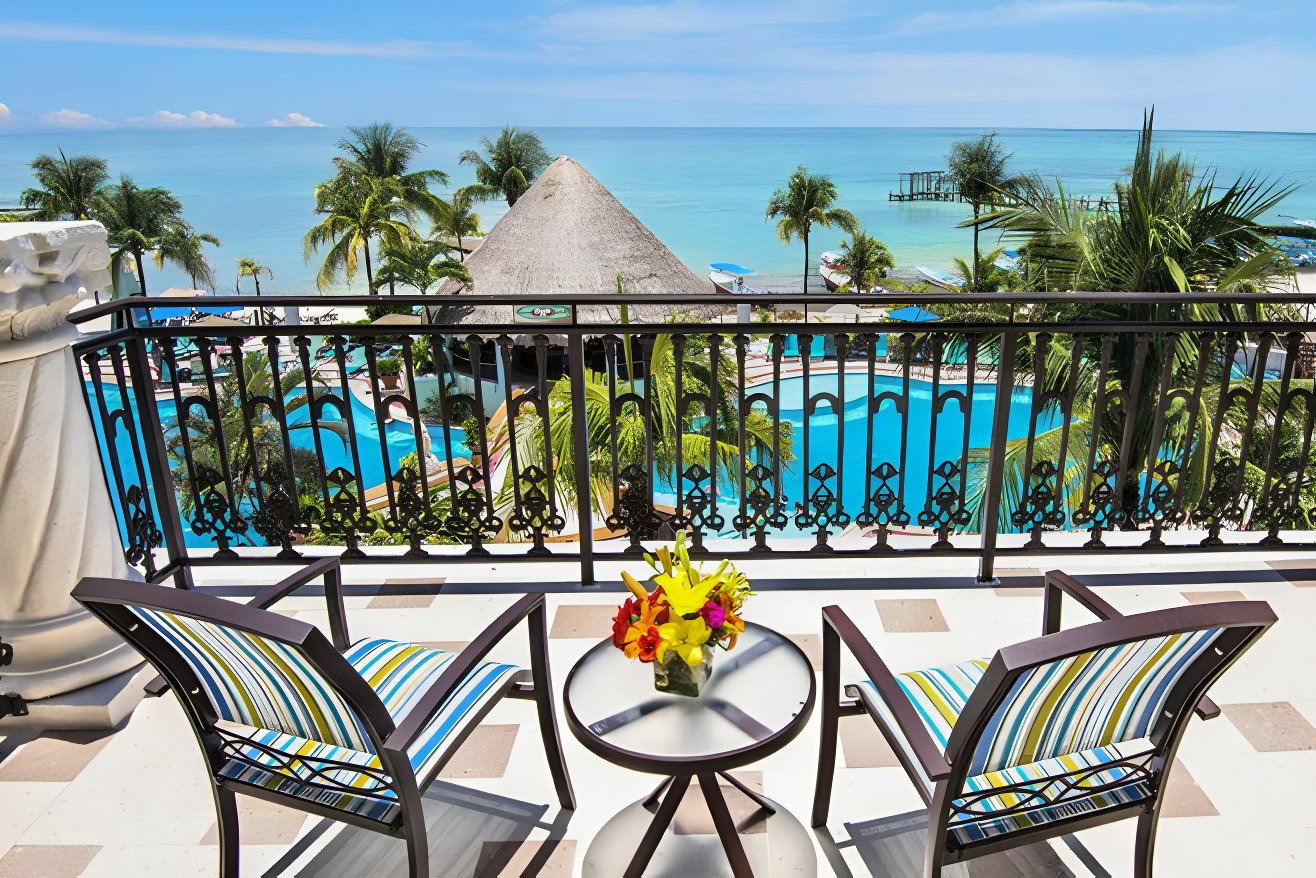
[[87, 381, 468, 549]]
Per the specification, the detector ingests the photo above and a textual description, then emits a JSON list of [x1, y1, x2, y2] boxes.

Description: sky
[[1, 1, 1312, 132]]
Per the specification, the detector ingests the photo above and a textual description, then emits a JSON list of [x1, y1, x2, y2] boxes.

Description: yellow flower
[[657, 617, 712, 667]]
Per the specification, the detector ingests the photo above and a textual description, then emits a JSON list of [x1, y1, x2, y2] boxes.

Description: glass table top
[[564, 623, 815, 764]]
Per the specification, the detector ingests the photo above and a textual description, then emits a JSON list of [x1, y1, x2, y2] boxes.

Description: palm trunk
[[363, 238, 374, 293], [803, 231, 810, 321], [457, 235, 464, 262], [971, 201, 981, 291], [133, 248, 148, 297]]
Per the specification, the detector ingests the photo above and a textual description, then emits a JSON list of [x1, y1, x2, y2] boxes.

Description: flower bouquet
[[609, 533, 752, 697]]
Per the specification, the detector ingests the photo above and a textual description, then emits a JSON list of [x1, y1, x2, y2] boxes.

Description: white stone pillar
[[0, 222, 143, 710]]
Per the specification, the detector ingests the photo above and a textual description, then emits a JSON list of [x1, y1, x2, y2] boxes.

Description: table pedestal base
[[627, 772, 770, 878]]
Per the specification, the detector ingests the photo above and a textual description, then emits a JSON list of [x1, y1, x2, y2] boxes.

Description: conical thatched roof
[[429, 156, 714, 325]]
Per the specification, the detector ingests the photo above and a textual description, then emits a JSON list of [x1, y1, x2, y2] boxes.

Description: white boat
[[819, 252, 847, 291], [994, 249, 1022, 272], [709, 262, 757, 294], [916, 265, 966, 289]]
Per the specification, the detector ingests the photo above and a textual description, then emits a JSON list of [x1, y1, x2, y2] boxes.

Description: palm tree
[[304, 175, 419, 292], [950, 247, 1013, 293], [153, 225, 220, 290], [334, 122, 449, 218], [946, 133, 1017, 290], [374, 238, 473, 295], [458, 127, 552, 206], [431, 187, 483, 260], [766, 166, 859, 310], [962, 111, 1297, 531], [95, 175, 187, 297], [838, 231, 894, 293], [235, 257, 273, 296], [20, 149, 109, 220]]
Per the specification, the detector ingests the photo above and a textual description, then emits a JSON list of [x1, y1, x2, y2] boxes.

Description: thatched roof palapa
[[430, 156, 715, 326]]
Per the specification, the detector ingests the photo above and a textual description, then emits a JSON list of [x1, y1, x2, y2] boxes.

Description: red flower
[[625, 624, 663, 663], [611, 598, 639, 649]]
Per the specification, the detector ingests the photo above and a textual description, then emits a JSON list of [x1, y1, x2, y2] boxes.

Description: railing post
[[977, 330, 1018, 584], [566, 333, 596, 585], [125, 331, 194, 588]]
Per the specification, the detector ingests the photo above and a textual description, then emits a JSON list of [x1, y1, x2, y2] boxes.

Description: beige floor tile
[[0, 732, 113, 783], [417, 640, 472, 654], [1181, 590, 1247, 604], [549, 604, 618, 639], [439, 725, 519, 778], [1223, 702, 1316, 751], [785, 633, 823, 671], [839, 716, 901, 769], [383, 577, 447, 588], [475, 838, 576, 876], [366, 593, 437, 609], [993, 568, 1045, 597], [0, 845, 100, 877], [1161, 760, 1219, 818], [199, 795, 309, 845], [875, 599, 949, 633]]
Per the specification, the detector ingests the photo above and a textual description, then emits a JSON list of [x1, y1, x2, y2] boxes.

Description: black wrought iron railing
[[68, 291, 1316, 587]]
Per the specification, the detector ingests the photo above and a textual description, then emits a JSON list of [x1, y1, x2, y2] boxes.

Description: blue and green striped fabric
[[968, 629, 1222, 775], [132, 607, 371, 750]]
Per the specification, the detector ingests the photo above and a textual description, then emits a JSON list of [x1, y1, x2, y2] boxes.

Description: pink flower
[[700, 600, 726, 629]]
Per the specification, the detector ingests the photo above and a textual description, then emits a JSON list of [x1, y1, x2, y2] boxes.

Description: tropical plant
[[377, 357, 402, 377], [501, 333, 794, 528], [304, 175, 419, 292], [20, 149, 110, 220], [458, 126, 553, 206], [766, 165, 859, 301], [950, 247, 1016, 294], [333, 122, 449, 217], [168, 351, 335, 547], [95, 175, 187, 297], [153, 225, 221, 290], [374, 238, 473, 295], [431, 187, 483, 260], [235, 257, 273, 296], [838, 231, 894, 293], [946, 132, 1017, 290], [961, 111, 1299, 532]]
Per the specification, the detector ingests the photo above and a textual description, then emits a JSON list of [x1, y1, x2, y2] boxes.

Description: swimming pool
[[654, 371, 1051, 537]]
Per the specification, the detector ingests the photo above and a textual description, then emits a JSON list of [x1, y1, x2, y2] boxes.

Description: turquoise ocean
[[4, 126, 1316, 295]]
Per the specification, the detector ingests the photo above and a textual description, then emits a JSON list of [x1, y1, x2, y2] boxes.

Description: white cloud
[[887, 1, 1230, 37], [0, 102, 12, 122], [128, 109, 240, 128], [2, 21, 434, 58], [538, 1, 863, 41], [41, 108, 112, 129], [265, 112, 324, 128]]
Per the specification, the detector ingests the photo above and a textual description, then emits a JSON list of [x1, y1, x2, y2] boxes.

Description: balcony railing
[[68, 291, 1316, 586]]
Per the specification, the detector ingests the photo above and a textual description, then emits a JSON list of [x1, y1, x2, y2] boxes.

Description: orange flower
[[716, 591, 745, 650], [622, 599, 667, 662]]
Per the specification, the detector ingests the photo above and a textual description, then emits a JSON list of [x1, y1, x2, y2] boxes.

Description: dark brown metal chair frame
[[812, 569, 1276, 877], [71, 557, 574, 878]]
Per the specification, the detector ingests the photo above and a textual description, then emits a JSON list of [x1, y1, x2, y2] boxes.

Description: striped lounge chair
[[72, 558, 573, 878], [812, 570, 1275, 877]]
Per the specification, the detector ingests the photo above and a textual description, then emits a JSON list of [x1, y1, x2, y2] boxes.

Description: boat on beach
[[709, 261, 757, 294], [819, 251, 847, 291], [915, 264, 966, 289]]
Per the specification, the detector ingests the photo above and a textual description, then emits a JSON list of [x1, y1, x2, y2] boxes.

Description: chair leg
[[1135, 809, 1159, 878], [529, 603, 576, 810], [811, 622, 842, 828], [212, 785, 239, 878], [403, 802, 430, 878]]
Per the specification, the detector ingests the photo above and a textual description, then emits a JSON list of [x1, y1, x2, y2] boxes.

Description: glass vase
[[653, 645, 714, 697]]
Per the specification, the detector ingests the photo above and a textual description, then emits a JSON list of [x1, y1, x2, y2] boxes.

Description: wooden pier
[[889, 170, 962, 202]]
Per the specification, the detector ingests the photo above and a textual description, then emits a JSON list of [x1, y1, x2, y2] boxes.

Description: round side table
[[564, 623, 816, 877]]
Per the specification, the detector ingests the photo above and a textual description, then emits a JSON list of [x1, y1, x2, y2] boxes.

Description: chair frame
[[73, 558, 574, 878], [812, 570, 1276, 877]]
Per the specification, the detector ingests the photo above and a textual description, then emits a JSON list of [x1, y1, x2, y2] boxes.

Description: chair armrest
[[143, 558, 349, 699], [382, 593, 542, 757], [821, 605, 952, 783], [1043, 570, 1218, 720], [249, 558, 350, 650]]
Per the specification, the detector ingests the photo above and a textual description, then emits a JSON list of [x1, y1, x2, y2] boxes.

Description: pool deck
[[3, 544, 1315, 876]]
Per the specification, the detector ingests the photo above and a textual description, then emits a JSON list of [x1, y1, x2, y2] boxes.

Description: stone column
[[1, 222, 144, 722]]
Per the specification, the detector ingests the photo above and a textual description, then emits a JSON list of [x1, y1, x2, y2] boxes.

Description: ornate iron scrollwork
[[1073, 458, 1124, 547], [1135, 458, 1183, 547], [507, 464, 566, 555], [796, 462, 850, 551], [1193, 457, 1245, 546], [607, 463, 665, 553], [733, 462, 787, 551], [919, 460, 971, 548], [1011, 460, 1066, 548], [122, 484, 164, 574], [856, 461, 910, 551], [190, 465, 248, 557], [315, 466, 367, 557], [250, 463, 306, 558], [386, 464, 443, 555], [675, 462, 724, 551], [443, 464, 500, 554]]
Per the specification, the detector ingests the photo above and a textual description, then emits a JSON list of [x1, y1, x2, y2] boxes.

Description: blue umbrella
[[710, 262, 754, 276], [887, 305, 941, 323]]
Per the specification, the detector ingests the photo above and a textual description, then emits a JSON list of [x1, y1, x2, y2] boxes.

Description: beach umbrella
[[192, 315, 248, 329], [887, 305, 941, 323], [371, 312, 423, 326], [826, 303, 865, 317]]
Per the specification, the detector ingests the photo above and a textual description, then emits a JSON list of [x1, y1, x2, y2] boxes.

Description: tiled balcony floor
[[3, 548, 1315, 876]]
